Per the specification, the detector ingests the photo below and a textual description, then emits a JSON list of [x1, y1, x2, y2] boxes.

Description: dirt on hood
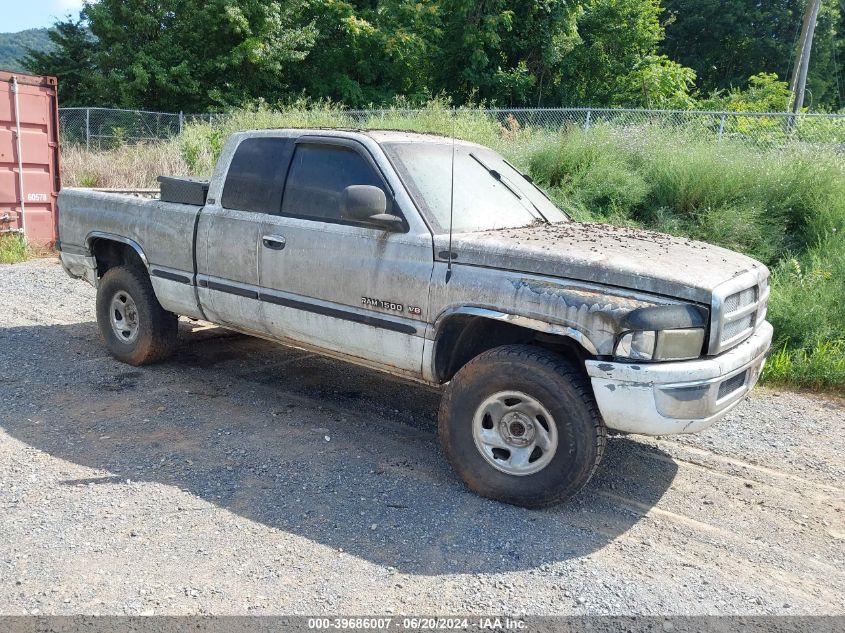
[[450, 222, 768, 304]]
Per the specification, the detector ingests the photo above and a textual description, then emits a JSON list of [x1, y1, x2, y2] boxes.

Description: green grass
[[764, 340, 845, 392], [0, 233, 32, 264], [760, 238, 845, 393]]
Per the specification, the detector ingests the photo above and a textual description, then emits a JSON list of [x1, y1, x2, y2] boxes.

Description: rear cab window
[[221, 137, 295, 214]]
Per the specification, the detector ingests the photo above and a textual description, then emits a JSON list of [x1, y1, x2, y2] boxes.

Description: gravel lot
[[1, 258, 843, 616]]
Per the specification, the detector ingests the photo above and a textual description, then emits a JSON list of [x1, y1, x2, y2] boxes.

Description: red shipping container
[[0, 70, 61, 245]]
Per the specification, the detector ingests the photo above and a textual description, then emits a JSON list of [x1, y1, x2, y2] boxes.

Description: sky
[[4, 0, 85, 32]]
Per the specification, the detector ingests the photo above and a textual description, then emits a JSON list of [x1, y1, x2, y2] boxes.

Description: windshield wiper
[[501, 158, 570, 223], [503, 158, 551, 201], [470, 152, 550, 222], [469, 153, 551, 222], [469, 152, 526, 203]]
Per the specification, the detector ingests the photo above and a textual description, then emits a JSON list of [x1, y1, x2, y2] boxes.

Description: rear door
[[196, 136, 294, 333], [257, 136, 434, 376]]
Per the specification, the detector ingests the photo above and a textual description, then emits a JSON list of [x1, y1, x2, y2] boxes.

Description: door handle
[[262, 235, 286, 250]]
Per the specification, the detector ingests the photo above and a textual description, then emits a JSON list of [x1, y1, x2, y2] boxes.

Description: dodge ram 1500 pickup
[[57, 129, 772, 507]]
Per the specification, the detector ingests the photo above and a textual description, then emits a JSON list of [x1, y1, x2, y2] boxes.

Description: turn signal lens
[[615, 331, 656, 360]]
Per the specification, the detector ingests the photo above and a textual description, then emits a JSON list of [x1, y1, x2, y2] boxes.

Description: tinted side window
[[221, 137, 294, 214], [281, 144, 387, 221]]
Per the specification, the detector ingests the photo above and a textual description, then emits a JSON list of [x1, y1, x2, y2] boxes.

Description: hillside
[[0, 28, 54, 73]]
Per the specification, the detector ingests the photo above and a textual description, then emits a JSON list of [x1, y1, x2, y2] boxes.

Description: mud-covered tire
[[96, 265, 178, 366], [438, 344, 606, 508]]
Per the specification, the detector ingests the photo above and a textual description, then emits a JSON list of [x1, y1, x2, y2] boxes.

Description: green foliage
[[702, 73, 793, 113], [555, 0, 676, 106], [28, 0, 703, 111], [619, 55, 698, 109], [0, 234, 32, 264], [663, 0, 844, 111], [77, 173, 100, 188], [528, 129, 649, 221], [288, 0, 438, 106], [764, 340, 845, 393], [0, 28, 54, 73], [18, 0, 845, 112], [22, 22, 97, 106], [766, 238, 845, 388], [432, 0, 580, 105], [27, 1, 316, 111]]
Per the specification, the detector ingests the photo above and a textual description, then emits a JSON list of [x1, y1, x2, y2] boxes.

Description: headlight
[[615, 328, 705, 361]]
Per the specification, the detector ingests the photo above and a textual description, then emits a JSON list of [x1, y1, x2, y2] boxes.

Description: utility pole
[[789, 0, 823, 114]]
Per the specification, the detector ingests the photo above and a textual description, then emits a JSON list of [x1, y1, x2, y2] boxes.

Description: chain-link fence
[[59, 106, 845, 151]]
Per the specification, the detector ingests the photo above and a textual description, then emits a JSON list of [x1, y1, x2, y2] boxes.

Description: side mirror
[[341, 185, 402, 230]]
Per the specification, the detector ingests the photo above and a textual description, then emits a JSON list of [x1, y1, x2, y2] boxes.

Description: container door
[[0, 72, 61, 245]]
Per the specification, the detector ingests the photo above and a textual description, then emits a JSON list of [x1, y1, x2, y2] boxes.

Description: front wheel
[[438, 345, 606, 508], [96, 265, 178, 365]]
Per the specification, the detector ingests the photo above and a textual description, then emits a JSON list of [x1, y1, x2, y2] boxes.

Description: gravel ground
[[0, 258, 843, 616]]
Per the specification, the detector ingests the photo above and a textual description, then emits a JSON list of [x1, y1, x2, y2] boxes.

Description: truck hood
[[449, 222, 767, 304]]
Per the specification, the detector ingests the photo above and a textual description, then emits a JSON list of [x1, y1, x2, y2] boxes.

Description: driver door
[[258, 137, 433, 375]]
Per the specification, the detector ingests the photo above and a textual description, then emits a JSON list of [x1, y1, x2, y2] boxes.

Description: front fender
[[431, 306, 599, 354]]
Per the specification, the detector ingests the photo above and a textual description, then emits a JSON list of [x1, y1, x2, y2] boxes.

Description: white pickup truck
[[57, 129, 772, 507]]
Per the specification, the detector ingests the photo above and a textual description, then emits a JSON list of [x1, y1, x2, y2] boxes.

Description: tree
[[619, 54, 697, 109], [662, 0, 842, 110], [701, 72, 794, 112], [551, 0, 694, 107], [26, 0, 702, 110], [288, 0, 439, 106], [431, 0, 580, 105], [23, 21, 100, 106], [26, 0, 316, 111]]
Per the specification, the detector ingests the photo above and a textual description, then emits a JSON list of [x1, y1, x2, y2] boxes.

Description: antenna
[[446, 111, 456, 283]]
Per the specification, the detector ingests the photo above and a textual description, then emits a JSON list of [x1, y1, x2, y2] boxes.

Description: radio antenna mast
[[446, 110, 456, 283]]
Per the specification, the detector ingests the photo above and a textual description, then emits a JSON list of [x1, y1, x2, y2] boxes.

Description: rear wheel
[[96, 265, 178, 365], [438, 344, 606, 508]]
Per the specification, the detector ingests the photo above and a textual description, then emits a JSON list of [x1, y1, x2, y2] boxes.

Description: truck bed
[[57, 187, 202, 297]]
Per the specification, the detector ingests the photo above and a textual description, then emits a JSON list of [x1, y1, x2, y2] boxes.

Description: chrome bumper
[[585, 321, 773, 435]]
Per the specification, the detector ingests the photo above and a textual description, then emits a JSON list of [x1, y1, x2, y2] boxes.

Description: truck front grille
[[723, 286, 757, 313], [722, 313, 754, 340], [710, 272, 769, 355]]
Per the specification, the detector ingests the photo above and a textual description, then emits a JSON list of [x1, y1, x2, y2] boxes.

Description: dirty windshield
[[383, 142, 568, 233]]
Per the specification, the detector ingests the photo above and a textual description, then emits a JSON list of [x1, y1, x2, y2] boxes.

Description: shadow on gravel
[[0, 321, 678, 575]]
